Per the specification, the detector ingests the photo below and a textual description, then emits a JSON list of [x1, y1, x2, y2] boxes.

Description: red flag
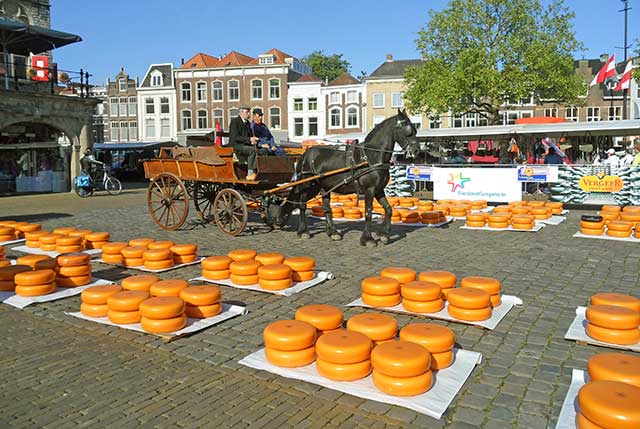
[[614, 60, 634, 91], [590, 54, 616, 86], [215, 120, 222, 146]]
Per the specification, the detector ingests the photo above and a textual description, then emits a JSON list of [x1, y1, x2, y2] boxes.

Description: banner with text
[[433, 167, 521, 203]]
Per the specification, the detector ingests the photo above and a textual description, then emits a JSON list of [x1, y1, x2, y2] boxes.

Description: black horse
[[277, 109, 420, 246]]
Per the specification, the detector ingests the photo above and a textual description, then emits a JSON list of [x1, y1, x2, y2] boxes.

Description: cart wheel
[[213, 188, 248, 236], [147, 173, 189, 230], [193, 182, 218, 223]]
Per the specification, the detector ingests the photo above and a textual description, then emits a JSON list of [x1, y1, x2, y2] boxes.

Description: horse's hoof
[[298, 232, 311, 239], [330, 233, 342, 241], [361, 239, 378, 247], [379, 235, 390, 244]]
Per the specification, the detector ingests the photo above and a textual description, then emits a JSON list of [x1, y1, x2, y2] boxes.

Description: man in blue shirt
[[250, 108, 284, 156], [544, 147, 564, 165]]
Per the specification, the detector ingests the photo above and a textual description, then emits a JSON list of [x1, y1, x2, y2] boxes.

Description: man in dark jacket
[[544, 147, 564, 165], [228, 106, 267, 180], [250, 108, 284, 156]]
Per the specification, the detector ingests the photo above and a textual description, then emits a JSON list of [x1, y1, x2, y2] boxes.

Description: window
[[308, 117, 318, 136], [160, 118, 170, 137], [608, 106, 622, 121], [544, 108, 558, 117], [119, 97, 127, 116], [129, 122, 137, 140], [373, 115, 385, 126], [151, 73, 162, 87], [213, 109, 224, 128], [330, 108, 341, 128], [410, 115, 422, 130], [229, 108, 239, 119], [259, 56, 274, 65], [109, 97, 118, 116], [453, 114, 463, 128], [196, 82, 207, 102], [145, 118, 155, 138], [308, 97, 317, 111], [429, 114, 441, 129], [587, 107, 600, 122], [160, 97, 170, 114], [197, 110, 208, 128], [565, 107, 579, 121], [128, 97, 137, 116], [118, 78, 126, 92], [181, 82, 191, 102], [346, 106, 358, 127], [329, 92, 340, 104], [182, 110, 192, 130], [251, 80, 263, 99], [293, 98, 303, 111], [346, 90, 358, 103], [464, 114, 476, 128], [212, 81, 223, 101], [269, 79, 280, 99], [228, 80, 239, 101], [145, 98, 155, 114], [372, 93, 384, 108], [120, 121, 128, 141], [294, 118, 304, 137], [503, 111, 519, 125], [110, 122, 119, 141], [269, 107, 281, 129], [391, 92, 404, 108]]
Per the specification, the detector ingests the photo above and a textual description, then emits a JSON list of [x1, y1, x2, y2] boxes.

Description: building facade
[[105, 68, 138, 143], [287, 75, 324, 142], [89, 85, 106, 143], [137, 63, 177, 142], [322, 72, 366, 138]]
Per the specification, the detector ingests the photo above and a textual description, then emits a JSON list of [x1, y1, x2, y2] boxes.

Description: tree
[[302, 50, 351, 82], [404, 0, 586, 125]]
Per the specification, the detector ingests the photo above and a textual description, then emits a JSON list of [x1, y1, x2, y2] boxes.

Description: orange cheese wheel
[[84, 231, 109, 242], [581, 220, 605, 229], [447, 304, 491, 321], [447, 288, 491, 309], [39, 233, 63, 245], [347, 313, 398, 341], [601, 205, 621, 213], [124, 258, 143, 267], [283, 256, 315, 271], [488, 214, 510, 222], [143, 259, 174, 270], [581, 227, 605, 236], [255, 253, 285, 265], [143, 249, 172, 261], [56, 244, 84, 253], [81, 284, 122, 304], [17, 223, 41, 233], [292, 270, 315, 282], [149, 279, 189, 297], [230, 273, 259, 285], [56, 236, 82, 246], [587, 353, 640, 388], [0, 280, 15, 291], [607, 221, 633, 232], [121, 275, 159, 291], [40, 244, 57, 251], [362, 292, 401, 307], [430, 350, 454, 370], [401, 281, 441, 301], [575, 412, 607, 429], [147, 240, 175, 250], [16, 255, 54, 270], [361, 276, 401, 296], [56, 252, 91, 267], [598, 211, 619, 221], [372, 369, 433, 396], [586, 305, 640, 330], [585, 323, 640, 345], [607, 229, 632, 238], [466, 213, 486, 222], [228, 249, 257, 261], [108, 309, 141, 324], [257, 264, 291, 280], [511, 207, 530, 215], [15, 283, 55, 296], [80, 302, 109, 317], [620, 213, 640, 222], [295, 304, 343, 331], [102, 254, 124, 265], [345, 214, 363, 220], [202, 256, 232, 271], [101, 242, 128, 255], [179, 285, 220, 306], [263, 320, 317, 351], [315, 330, 372, 364], [512, 223, 534, 230], [488, 222, 509, 228], [0, 234, 13, 241], [577, 380, 640, 429], [57, 275, 92, 287], [126, 237, 153, 248], [170, 243, 198, 256], [402, 298, 444, 314], [14, 269, 56, 286], [139, 296, 185, 319], [318, 327, 343, 338], [229, 260, 261, 276], [466, 221, 486, 227], [399, 323, 455, 353], [491, 294, 502, 307], [591, 293, 640, 312], [316, 358, 371, 381], [185, 303, 222, 318], [58, 264, 91, 277], [265, 346, 316, 368], [258, 278, 293, 290], [418, 271, 457, 288], [141, 314, 187, 333], [107, 290, 150, 311], [68, 229, 92, 239], [460, 276, 501, 294], [121, 246, 146, 259], [53, 227, 76, 236], [512, 214, 535, 224], [25, 240, 40, 248], [173, 254, 198, 264], [380, 267, 416, 284], [86, 240, 108, 249], [203, 269, 231, 280]]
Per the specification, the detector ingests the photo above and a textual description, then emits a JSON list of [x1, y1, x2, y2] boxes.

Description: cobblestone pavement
[[1, 191, 639, 428]]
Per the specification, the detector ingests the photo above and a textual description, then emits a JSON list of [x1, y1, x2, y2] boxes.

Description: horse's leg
[[360, 191, 377, 247], [296, 191, 311, 239], [322, 193, 342, 241], [375, 191, 393, 244]]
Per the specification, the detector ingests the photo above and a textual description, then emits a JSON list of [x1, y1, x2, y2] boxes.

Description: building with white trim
[[137, 63, 177, 142]]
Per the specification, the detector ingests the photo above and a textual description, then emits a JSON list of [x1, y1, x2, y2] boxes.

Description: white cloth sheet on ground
[[347, 295, 523, 330], [190, 271, 333, 297], [572, 231, 640, 243], [238, 347, 482, 419], [390, 217, 454, 228], [536, 216, 566, 226], [0, 278, 112, 309], [12, 245, 102, 258], [309, 214, 382, 222], [0, 238, 26, 247], [555, 369, 586, 429], [94, 257, 204, 273], [460, 224, 545, 233], [564, 306, 640, 352]]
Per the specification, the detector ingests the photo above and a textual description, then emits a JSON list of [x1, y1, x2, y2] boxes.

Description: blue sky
[[51, 0, 639, 85]]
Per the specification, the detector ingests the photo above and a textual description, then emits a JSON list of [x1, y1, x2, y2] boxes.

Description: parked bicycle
[[74, 166, 122, 197]]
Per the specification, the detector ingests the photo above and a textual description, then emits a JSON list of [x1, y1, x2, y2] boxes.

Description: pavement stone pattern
[[2, 189, 639, 428]]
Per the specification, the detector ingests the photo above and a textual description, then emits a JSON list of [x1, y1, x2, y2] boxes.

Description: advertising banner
[[433, 167, 521, 202], [550, 166, 639, 205], [517, 165, 558, 183], [405, 165, 432, 181]]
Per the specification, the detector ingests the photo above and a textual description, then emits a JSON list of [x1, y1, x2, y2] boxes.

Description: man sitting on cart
[[251, 108, 284, 156], [229, 106, 269, 181]]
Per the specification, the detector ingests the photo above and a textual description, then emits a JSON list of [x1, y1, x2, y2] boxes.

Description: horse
[[276, 109, 421, 246]]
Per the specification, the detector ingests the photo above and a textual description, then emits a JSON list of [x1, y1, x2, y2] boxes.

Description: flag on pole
[[614, 60, 634, 91], [590, 54, 616, 86]]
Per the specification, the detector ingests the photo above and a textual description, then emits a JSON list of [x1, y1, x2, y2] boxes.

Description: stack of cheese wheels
[[330, 206, 344, 219], [257, 264, 292, 290], [420, 211, 440, 225], [142, 248, 174, 270], [530, 206, 551, 220], [511, 214, 535, 230], [400, 323, 455, 369], [55, 235, 84, 253], [129, 237, 155, 248], [576, 380, 640, 429], [101, 242, 128, 264], [620, 207, 640, 223], [401, 211, 420, 224], [150, 279, 189, 297], [121, 274, 159, 291], [546, 201, 563, 215], [14, 269, 56, 296], [511, 206, 530, 215], [68, 229, 92, 248], [448, 205, 468, 218], [371, 340, 433, 396], [361, 276, 401, 307], [56, 252, 92, 287], [39, 233, 62, 251], [598, 211, 619, 225], [343, 207, 362, 220], [80, 284, 122, 317], [418, 200, 433, 211], [401, 281, 444, 313], [140, 296, 187, 332], [121, 246, 146, 267], [171, 244, 198, 265], [470, 200, 487, 211], [493, 206, 511, 214], [284, 256, 316, 282], [17, 254, 56, 270], [387, 197, 399, 207], [316, 330, 373, 380], [0, 265, 31, 291], [85, 232, 110, 249], [310, 206, 324, 217], [601, 205, 621, 214], [487, 213, 510, 229], [201, 256, 232, 280], [295, 304, 343, 336], [229, 259, 261, 285], [591, 292, 640, 312], [465, 213, 486, 228], [585, 304, 640, 345], [418, 271, 457, 299], [390, 210, 402, 223], [581, 215, 605, 236], [16, 223, 41, 238], [255, 252, 285, 265], [398, 197, 414, 208], [447, 287, 492, 321], [347, 313, 398, 346], [527, 201, 545, 208], [342, 199, 357, 208], [180, 285, 221, 318], [148, 240, 174, 250], [107, 290, 149, 324], [380, 267, 416, 285], [53, 227, 76, 236], [606, 220, 633, 238], [263, 319, 317, 367], [461, 276, 502, 307], [228, 249, 256, 262], [0, 226, 15, 242], [0, 245, 6, 267], [587, 352, 640, 387], [24, 230, 49, 248]]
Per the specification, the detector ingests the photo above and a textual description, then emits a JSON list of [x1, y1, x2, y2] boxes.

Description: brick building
[[105, 68, 138, 142]]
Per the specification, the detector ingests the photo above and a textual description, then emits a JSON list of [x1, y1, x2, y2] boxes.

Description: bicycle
[[74, 166, 122, 197]]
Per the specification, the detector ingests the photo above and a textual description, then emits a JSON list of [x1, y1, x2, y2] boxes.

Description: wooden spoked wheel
[[213, 188, 248, 236], [193, 182, 218, 224], [147, 173, 189, 230]]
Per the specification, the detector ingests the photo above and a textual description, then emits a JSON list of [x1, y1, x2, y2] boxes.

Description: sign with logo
[[549, 166, 635, 206], [31, 55, 49, 82], [433, 167, 521, 202], [405, 165, 432, 181], [578, 173, 624, 193], [517, 165, 558, 183]]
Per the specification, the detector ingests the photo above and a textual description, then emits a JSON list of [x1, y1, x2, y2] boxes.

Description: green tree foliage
[[302, 50, 351, 82], [404, 0, 586, 124]]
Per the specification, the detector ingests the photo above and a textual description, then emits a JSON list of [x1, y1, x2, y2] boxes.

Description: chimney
[[599, 53, 609, 63], [386, 54, 393, 62], [181, 58, 184, 65]]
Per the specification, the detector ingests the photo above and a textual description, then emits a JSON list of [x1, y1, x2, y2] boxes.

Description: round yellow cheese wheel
[[361, 276, 401, 296], [230, 273, 259, 285], [295, 304, 343, 331], [447, 288, 491, 309], [121, 275, 159, 291], [466, 213, 486, 222], [581, 227, 605, 236], [491, 294, 502, 307], [362, 292, 401, 307], [315, 330, 372, 364], [14, 283, 55, 296], [53, 227, 76, 236], [255, 253, 285, 265], [185, 303, 222, 318], [39, 233, 62, 245], [316, 358, 371, 381], [265, 346, 316, 368], [107, 309, 141, 325], [581, 220, 605, 229], [57, 274, 92, 287], [179, 285, 221, 306], [575, 412, 607, 429], [149, 279, 189, 297], [401, 281, 441, 301], [203, 269, 231, 280], [607, 229, 632, 238], [86, 240, 108, 250], [466, 220, 486, 227], [141, 314, 187, 333], [512, 223, 534, 230], [229, 260, 261, 276], [488, 221, 509, 229], [578, 380, 640, 429], [228, 249, 257, 262], [380, 267, 416, 284], [143, 259, 174, 270], [283, 256, 315, 271], [169, 243, 198, 256], [80, 302, 109, 317], [447, 304, 492, 321], [585, 323, 640, 345], [40, 243, 57, 251], [399, 323, 455, 353], [263, 320, 317, 351], [173, 254, 198, 264], [123, 258, 142, 268], [56, 244, 84, 253], [418, 271, 457, 288], [121, 246, 146, 259], [81, 284, 123, 305], [16, 255, 54, 270], [292, 270, 315, 282], [431, 350, 454, 370], [101, 253, 123, 264], [58, 264, 91, 278], [587, 353, 640, 388], [371, 340, 431, 377], [201, 256, 232, 270], [128, 237, 154, 248], [107, 290, 150, 311], [56, 236, 82, 246], [591, 293, 640, 312], [17, 223, 41, 233], [147, 240, 175, 250], [143, 249, 172, 261], [346, 313, 398, 342], [460, 276, 501, 294], [257, 264, 292, 280], [586, 305, 640, 330], [0, 279, 15, 291], [14, 269, 56, 286], [84, 231, 109, 242], [56, 252, 91, 267], [139, 296, 185, 319], [401, 298, 444, 313], [372, 369, 433, 396]]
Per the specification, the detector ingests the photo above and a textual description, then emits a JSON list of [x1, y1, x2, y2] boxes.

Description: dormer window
[[259, 55, 275, 65], [151, 71, 163, 87]]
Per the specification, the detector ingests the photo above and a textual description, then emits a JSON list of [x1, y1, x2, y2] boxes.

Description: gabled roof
[[180, 52, 221, 69], [294, 74, 323, 83], [249, 48, 295, 65], [140, 64, 173, 88], [327, 72, 360, 86], [367, 59, 423, 79], [219, 51, 255, 66]]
